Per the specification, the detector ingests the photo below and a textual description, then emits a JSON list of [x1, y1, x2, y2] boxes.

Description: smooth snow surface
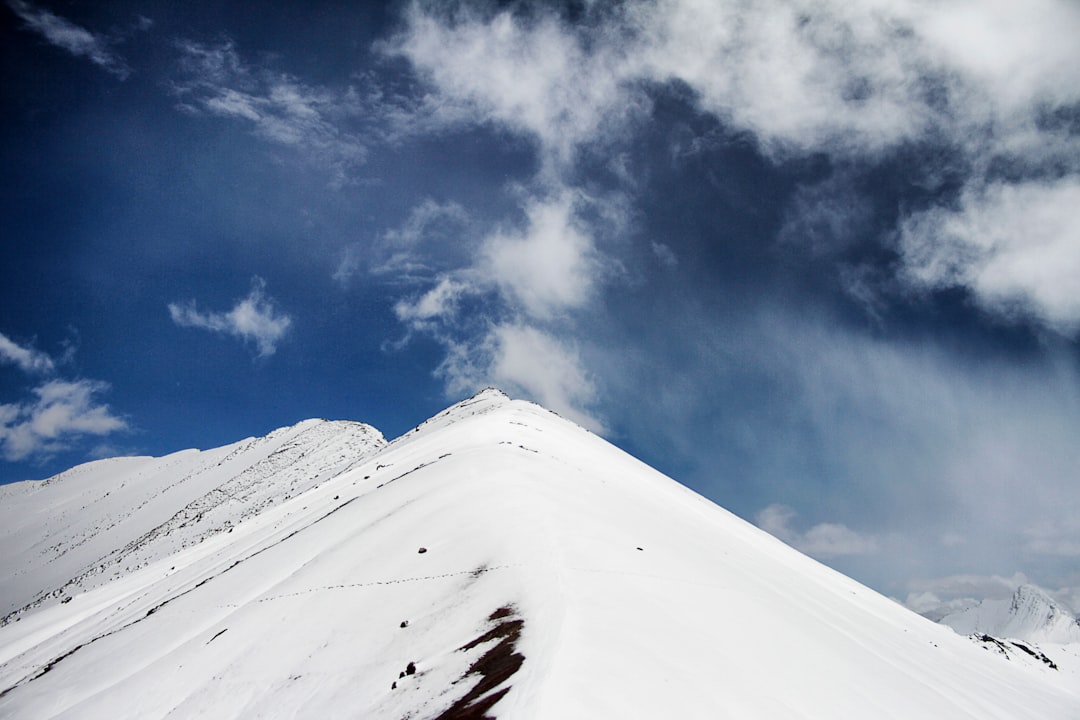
[[1, 389, 1077, 718]]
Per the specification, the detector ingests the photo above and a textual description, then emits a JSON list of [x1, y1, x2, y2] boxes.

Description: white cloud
[[0, 380, 127, 462], [913, 0, 1080, 118], [172, 39, 368, 185], [394, 276, 470, 326], [903, 591, 975, 620], [631, 0, 934, 158], [756, 503, 878, 558], [391, 0, 940, 161], [393, 0, 1080, 180], [169, 277, 292, 357], [391, 4, 638, 169], [395, 0, 1080, 333], [380, 199, 469, 252], [899, 178, 1080, 334], [483, 194, 601, 319], [0, 332, 55, 374], [7, 0, 131, 79], [383, 193, 605, 323], [438, 322, 603, 433], [0, 329, 126, 462], [371, 191, 610, 431]]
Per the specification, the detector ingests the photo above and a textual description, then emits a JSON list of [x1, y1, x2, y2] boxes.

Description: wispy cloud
[[171, 39, 369, 185], [393, 276, 470, 327], [383, 191, 611, 430], [335, 199, 471, 284], [390, 4, 639, 170], [0, 332, 55, 374], [7, 0, 131, 79], [169, 277, 293, 358], [594, 297, 1080, 596], [481, 195, 604, 319], [0, 327, 127, 463], [651, 242, 678, 269], [0, 380, 127, 462], [756, 503, 879, 558], [438, 322, 603, 433]]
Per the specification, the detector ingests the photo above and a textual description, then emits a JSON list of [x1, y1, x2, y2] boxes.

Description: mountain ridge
[[0, 417, 385, 621], [939, 584, 1080, 645], [0, 391, 1077, 718]]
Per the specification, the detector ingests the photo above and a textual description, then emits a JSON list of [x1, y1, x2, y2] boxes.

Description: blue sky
[[3, 0, 1080, 613]]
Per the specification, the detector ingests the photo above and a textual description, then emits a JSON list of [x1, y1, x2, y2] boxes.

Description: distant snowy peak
[[940, 584, 1080, 644]]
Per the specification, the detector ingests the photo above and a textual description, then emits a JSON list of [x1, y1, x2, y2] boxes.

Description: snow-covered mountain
[[939, 584, 1080, 645], [0, 418, 386, 621], [0, 389, 1077, 718]]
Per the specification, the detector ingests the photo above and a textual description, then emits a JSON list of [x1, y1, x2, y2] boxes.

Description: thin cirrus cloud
[[572, 246, 1080, 605], [437, 322, 602, 434], [168, 277, 293, 358], [335, 199, 472, 285], [0, 333, 126, 462], [6, 0, 132, 79], [170, 39, 370, 185]]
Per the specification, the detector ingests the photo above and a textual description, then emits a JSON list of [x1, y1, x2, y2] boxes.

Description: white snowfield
[[0, 389, 1076, 718]]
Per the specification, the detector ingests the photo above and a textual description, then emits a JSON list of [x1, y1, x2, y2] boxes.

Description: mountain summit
[[1, 391, 1077, 718], [939, 584, 1080, 645]]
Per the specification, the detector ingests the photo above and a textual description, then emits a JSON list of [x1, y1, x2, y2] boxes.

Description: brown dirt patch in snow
[[434, 606, 525, 720]]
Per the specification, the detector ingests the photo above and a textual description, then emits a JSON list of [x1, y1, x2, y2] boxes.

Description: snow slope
[[0, 419, 385, 620], [0, 390, 1077, 718]]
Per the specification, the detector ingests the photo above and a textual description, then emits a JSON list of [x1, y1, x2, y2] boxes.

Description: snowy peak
[[1, 396, 1078, 718], [940, 584, 1080, 644], [393, 387, 512, 442]]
